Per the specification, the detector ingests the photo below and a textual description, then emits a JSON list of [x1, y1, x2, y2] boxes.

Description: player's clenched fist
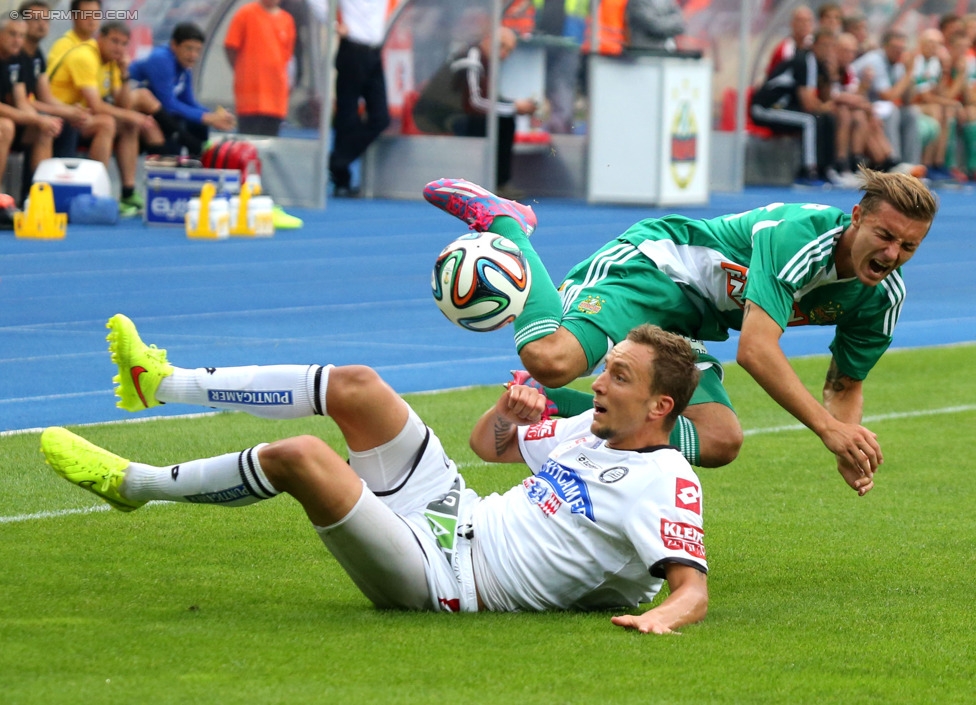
[[496, 384, 548, 425]]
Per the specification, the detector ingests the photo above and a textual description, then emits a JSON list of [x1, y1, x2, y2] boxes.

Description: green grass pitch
[[2, 345, 974, 704]]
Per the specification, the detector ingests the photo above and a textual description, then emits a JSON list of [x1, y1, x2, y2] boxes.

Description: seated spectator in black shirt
[[751, 28, 839, 185], [0, 16, 61, 196], [412, 26, 537, 199]]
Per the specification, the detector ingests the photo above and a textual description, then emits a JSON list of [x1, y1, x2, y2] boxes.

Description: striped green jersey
[[618, 202, 906, 380]]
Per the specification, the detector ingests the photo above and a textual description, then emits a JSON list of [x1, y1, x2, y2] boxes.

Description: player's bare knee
[[521, 356, 575, 388], [701, 431, 742, 468], [697, 418, 743, 467], [684, 404, 743, 468], [520, 340, 580, 388]]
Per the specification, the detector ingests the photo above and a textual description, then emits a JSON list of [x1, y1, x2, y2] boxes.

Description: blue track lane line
[[2, 187, 974, 431]]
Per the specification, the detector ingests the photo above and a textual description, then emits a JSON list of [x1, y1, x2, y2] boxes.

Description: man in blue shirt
[[129, 22, 235, 155]]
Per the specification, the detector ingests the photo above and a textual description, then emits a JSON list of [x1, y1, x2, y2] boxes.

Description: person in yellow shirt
[[94, 22, 167, 215], [46, 0, 144, 214]]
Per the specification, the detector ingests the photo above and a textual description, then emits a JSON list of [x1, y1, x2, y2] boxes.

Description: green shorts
[[559, 239, 733, 410]]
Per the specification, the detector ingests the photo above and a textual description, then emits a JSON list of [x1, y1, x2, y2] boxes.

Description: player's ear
[[851, 203, 861, 228], [647, 394, 675, 423]]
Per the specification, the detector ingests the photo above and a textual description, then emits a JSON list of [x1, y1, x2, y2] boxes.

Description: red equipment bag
[[201, 139, 261, 178]]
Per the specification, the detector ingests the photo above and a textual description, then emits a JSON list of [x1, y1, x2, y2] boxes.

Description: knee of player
[[258, 435, 326, 484], [327, 364, 386, 406], [700, 425, 743, 468], [519, 340, 581, 388], [521, 359, 577, 388], [716, 429, 743, 466]]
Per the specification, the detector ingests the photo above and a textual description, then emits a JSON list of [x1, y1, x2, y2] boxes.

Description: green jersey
[[618, 202, 905, 380]]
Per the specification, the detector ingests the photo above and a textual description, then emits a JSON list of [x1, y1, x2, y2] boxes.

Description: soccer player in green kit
[[424, 170, 937, 495]]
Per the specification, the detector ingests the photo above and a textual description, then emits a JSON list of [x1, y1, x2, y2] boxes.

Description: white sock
[[120, 445, 279, 505], [156, 364, 332, 419]]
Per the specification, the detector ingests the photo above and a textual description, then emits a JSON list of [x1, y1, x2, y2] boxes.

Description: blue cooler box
[[144, 167, 241, 225]]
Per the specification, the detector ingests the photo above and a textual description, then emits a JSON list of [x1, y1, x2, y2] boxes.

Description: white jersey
[[472, 411, 707, 612], [912, 54, 942, 94], [337, 0, 387, 47]]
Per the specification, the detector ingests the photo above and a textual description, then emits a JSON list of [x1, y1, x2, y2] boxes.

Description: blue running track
[[2, 185, 974, 432]]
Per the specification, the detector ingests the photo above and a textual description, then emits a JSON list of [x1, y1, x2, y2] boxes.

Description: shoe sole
[[40, 427, 143, 512], [106, 314, 171, 412], [424, 178, 537, 236]]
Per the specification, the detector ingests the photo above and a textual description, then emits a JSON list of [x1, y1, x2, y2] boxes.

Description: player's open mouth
[[593, 401, 607, 415], [868, 259, 890, 275]]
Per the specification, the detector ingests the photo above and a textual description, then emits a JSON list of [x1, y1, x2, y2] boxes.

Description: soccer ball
[[431, 232, 531, 332]]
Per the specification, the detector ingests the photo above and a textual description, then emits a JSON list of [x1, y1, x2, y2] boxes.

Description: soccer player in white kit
[[41, 318, 708, 634]]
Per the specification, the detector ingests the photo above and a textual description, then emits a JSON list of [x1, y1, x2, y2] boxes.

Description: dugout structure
[[24, 0, 967, 203]]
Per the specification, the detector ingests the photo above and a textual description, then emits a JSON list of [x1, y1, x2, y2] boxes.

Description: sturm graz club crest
[[599, 467, 628, 483]]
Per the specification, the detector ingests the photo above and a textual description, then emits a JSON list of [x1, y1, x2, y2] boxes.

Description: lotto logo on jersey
[[675, 478, 702, 515], [661, 519, 706, 559], [524, 419, 557, 440]]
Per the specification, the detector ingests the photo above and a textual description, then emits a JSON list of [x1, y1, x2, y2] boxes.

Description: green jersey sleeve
[[828, 271, 905, 380], [743, 203, 850, 329]]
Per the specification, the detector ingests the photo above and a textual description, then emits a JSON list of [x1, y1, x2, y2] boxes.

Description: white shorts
[[314, 407, 480, 612]]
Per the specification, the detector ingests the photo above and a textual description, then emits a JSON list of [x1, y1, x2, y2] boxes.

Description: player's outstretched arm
[[737, 302, 882, 487], [611, 564, 708, 635], [823, 358, 877, 496], [469, 385, 546, 464]]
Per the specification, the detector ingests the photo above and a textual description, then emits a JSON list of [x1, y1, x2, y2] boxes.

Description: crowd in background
[[3, 0, 974, 206], [751, 2, 976, 187]]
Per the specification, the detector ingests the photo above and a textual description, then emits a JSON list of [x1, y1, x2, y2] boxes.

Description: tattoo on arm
[[493, 416, 515, 457], [825, 358, 854, 392]]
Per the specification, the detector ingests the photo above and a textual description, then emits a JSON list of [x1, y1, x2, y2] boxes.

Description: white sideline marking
[[4, 404, 974, 525], [0, 411, 223, 438], [743, 404, 976, 436], [0, 504, 111, 523], [0, 501, 166, 524]]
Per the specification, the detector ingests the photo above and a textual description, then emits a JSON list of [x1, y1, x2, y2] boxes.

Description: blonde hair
[[856, 168, 938, 223]]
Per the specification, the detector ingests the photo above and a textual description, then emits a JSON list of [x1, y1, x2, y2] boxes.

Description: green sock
[[489, 217, 564, 351], [669, 415, 701, 466], [964, 122, 976, 172], [543, 385, 594, 417]]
